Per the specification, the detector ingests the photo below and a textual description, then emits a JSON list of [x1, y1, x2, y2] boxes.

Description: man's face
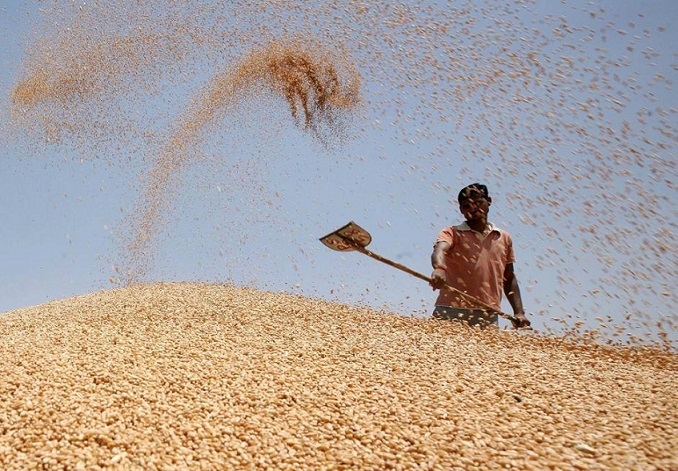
[[459, 195, 491, 222]]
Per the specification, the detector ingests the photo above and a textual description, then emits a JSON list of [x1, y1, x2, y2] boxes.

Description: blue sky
[[1, 0, 676, 347]]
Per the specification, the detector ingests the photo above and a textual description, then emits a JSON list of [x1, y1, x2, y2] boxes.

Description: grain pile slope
[[0, 283, 675, 470]]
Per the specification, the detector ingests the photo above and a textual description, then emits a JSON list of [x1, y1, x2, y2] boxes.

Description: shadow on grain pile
[[0, 282, 676, 470]]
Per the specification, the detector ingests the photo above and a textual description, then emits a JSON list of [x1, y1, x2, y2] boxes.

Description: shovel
[[319, 221, 520, 326]]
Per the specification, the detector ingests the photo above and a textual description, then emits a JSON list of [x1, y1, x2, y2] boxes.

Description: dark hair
[[458, 183, 489, 203]]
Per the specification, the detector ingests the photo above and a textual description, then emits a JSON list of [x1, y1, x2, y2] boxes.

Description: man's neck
[[466, 219, 488, 233]]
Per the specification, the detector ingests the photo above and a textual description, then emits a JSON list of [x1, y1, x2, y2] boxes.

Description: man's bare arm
[[503, 263, 530, 328], [430, 241, 450, 289]]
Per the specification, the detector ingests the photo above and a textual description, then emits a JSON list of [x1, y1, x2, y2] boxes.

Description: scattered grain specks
[[0, 283, 675, 469]]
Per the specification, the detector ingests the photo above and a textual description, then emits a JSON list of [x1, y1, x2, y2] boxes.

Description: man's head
[[458, 183, 492, 222]]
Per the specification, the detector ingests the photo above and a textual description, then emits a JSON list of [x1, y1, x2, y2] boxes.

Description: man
[[429, 183, 531, 329]]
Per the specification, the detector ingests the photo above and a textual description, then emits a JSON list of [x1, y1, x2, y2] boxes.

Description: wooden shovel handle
[[349, 243, 518, 324]]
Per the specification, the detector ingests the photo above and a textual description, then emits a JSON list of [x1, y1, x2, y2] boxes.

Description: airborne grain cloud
[[120, 40, 361, 283]]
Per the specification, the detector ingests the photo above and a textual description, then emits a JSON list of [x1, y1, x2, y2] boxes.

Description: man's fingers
[[429, 276, 445, 290], [511, 318, 532, 330]]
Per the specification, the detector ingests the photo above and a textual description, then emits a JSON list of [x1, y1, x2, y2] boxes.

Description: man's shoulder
[[493, 226, 513, 242], [492, 224, 511, 234]]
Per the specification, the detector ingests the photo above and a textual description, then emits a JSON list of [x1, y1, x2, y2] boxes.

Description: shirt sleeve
[[436, 227, 455, 247]]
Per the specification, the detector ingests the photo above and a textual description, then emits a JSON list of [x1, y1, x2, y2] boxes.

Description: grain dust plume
[[7, 1, 240, 153], [119, 39, 361, 283], [10, 32, 199, 150]]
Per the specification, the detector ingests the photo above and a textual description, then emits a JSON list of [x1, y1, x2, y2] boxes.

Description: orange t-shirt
[[434, 222, 515, 311]]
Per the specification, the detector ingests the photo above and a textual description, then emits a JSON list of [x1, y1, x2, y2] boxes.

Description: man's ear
[[487, 197, 492, 206]]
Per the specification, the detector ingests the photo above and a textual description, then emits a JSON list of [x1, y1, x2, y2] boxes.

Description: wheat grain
[[0, 283, 675, 469]]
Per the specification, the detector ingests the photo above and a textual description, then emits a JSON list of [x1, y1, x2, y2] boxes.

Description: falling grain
[[120, 39, 361, 282]]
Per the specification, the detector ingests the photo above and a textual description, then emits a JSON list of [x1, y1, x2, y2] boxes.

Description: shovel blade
[[319, 221, 372, 252]]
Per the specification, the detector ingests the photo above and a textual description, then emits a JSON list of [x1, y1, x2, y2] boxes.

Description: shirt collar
[[455, 221, 498, 234]]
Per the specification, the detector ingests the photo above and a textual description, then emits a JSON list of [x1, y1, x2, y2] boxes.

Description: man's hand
[[511, 312, 532, 330], [429, 267, 447, 290]]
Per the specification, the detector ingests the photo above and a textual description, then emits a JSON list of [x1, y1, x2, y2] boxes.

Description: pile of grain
[[0, 283, 675, 469]]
